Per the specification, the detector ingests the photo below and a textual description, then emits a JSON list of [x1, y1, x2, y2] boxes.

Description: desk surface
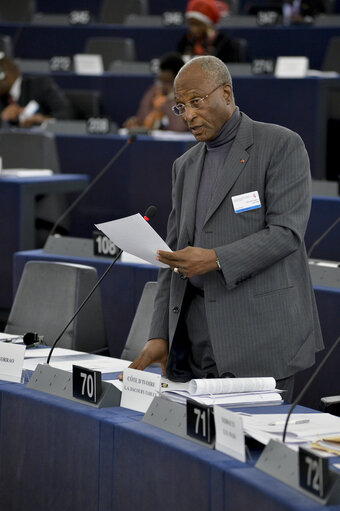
[[0, 380, 338, 511]]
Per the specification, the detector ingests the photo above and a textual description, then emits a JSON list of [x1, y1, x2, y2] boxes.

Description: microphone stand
[[46, 135, 135, 242], [282, 334, 340, 442], [46, 205, 157, 364], [307, 216, 340, 258]]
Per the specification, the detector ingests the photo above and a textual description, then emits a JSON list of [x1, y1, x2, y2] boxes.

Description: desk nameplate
[[143, 396, 215, 449], [27, 363, 121, 408]]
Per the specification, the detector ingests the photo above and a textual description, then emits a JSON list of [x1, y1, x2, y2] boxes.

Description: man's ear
[[222, 84, 232, 104]]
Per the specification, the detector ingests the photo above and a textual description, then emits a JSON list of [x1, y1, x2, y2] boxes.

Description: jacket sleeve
[[148, 162, 179, 340]]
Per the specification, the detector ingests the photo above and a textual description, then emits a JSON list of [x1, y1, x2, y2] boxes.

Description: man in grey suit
[[129, 56, 323, 401]]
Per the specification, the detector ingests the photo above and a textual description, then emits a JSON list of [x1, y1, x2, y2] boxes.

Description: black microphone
[[46, 135, 136, 241], [46, 205, 157, 364], [23, 332, 44, 347], [307, 216, 340, 258], [282, 333, 340, 442]]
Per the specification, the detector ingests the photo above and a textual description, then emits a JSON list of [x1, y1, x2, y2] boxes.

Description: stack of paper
[[161, 377, 283, 407], [241, 412, 340, 452]]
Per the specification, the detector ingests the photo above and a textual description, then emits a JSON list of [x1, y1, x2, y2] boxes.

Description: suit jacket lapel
[[180, 143, 205, 243], [204, 113, 254, 226]]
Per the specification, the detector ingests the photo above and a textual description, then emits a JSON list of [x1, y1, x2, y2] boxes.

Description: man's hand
[[123, 115, 140, 128], [19, 113, 49, 128], [1, 103, 22, 122], [119, 338, 169, 380], [157, 247, 218, 278]]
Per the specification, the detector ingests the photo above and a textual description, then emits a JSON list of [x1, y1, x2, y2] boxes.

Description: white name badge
[[214, 406, 246, 462], [0, 343, 26, 383], [121, 368, 161, 413], [232, 191, 261, 214]]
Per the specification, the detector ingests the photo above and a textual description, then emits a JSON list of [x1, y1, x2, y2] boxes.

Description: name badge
[[232, 191, 261, 214]]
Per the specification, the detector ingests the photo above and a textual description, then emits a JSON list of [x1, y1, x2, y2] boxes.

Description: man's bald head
[[175, 56, 233, 93]]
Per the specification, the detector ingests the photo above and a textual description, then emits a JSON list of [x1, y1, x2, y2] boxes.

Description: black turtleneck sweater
[[190, 107, 241, 289]]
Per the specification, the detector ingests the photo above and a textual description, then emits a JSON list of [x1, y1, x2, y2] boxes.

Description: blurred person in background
[[177, 0, 239, 62], [0, 57, 73, 128], [123, 52, 187, 132], [282, 0, 325, 23]]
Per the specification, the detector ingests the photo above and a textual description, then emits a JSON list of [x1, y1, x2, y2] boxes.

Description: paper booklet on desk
[[161, 376, 283, 407]]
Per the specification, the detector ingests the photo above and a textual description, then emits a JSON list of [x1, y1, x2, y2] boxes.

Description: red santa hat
[[185, 0, 221, 26]]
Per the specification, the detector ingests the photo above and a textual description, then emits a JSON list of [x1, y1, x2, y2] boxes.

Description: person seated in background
[[283, 0, 325, 23], [0, 57, 74, 128], [177, 0, 239, 63], [123, 52, 187, 132]]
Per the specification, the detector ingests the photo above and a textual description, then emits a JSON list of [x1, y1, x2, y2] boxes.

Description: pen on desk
[[268, 419, 310, 426]]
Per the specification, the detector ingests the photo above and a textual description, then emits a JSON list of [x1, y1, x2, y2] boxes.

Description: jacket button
[[173, 306, 180, 313]]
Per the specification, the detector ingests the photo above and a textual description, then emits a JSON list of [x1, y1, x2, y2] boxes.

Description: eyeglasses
[[172, 83, 226, 116]]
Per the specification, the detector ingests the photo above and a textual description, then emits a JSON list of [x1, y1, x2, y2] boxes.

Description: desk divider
[[143, 395, 215, 449], [27, 363, 121, 408], [256, 440, 340, 505]]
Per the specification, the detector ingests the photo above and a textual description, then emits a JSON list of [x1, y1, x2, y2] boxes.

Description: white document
[[0, 343, 26, 383], [23, 347, 76, 359], [50, 357, 131, 374], [0, 168, 53, 177], [162, 389, 282, 406], [95, 213, 172, 268], [214, 406, 246, 462], [121, 368, 161, 413], [23, 348, 131, 374], [19, 99, 39, 122], [242, 413, 340, 447], [188, 377, 276, 395], [161, 376, 281, 406], [0, 332, 23, 343]]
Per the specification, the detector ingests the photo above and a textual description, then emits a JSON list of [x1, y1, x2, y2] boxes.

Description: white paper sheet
[[0, 332, 23, 343], [22, 347, 131, 374], [95, 213, 172, 268]]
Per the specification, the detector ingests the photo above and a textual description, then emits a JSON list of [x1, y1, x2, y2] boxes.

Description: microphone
[[282, 333, 340, 442], [307, 216, 340, 258], [46, 205, 157, 364], [143, 205, 157, 222], [46, 135, 136, 241], [23, 332, 44, 347]]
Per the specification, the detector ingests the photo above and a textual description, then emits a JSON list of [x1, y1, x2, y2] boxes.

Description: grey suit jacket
[[149, 112, 323, 380]]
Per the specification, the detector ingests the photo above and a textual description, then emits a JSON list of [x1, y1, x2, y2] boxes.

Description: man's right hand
[[1, 103, 22, 122], [119, 338, 169, 380]]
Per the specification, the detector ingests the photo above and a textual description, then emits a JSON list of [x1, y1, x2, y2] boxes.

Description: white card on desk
[[0, 343, 26, 383], [73, 54, 104, 75], [214, 406, 246, 462], [232, 191, 261, 214], [121, 368, 161, 413], [275, 56, 309, 78]]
